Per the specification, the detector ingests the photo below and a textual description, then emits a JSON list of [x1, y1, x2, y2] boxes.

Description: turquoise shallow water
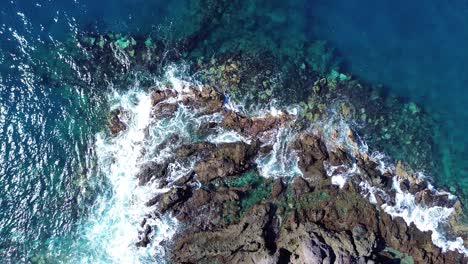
[[0, 0, 467, 262]]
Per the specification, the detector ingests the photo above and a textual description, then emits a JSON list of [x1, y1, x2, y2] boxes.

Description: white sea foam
[[325, 162, 360, 189], [165, 66, 196, 95], [269, 106, 283, 117], [207, 130, 252, 144], [427, 182, 458, 200], [256, 126, 302, 178], [331, 175, 347, 189], [382, 177, 467, 255], [223, 95, 243, 113], [370, 151, 393, 174], [359, 181, 383, 205], [82, 90, 179, 264]]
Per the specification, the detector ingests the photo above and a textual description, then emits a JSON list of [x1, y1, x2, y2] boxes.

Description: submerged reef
[[107, 83, 467, 263]]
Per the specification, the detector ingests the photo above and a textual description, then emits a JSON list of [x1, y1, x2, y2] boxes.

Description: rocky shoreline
[[108, 83, 467, 263]]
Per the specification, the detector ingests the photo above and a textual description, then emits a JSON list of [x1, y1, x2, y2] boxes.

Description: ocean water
[[310, 0, 468, 193], [0, 0, 178, 261], [0, 0, 467, 263]]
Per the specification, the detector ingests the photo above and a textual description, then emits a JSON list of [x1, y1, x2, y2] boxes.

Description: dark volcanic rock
[[136, 161, 169, 186], [271, 178, 285, 198], [170, 204, 276, 263], [136, 224, 152, 248], [174, 187, 243, 229], [162, 131, 467, 264], [291, 177, 312, 197], [107, 108, 127, 135], [150, 88, 177, 105], [194, 141, 260, 183], [292, 133, 329, 182], [222, 110, 292, 137], [182, 86, 225, 115], [154, 186, 192, 213], [176, 142, 216, 158], [151, 102, 178, 118], [129, 87, 467, 264]]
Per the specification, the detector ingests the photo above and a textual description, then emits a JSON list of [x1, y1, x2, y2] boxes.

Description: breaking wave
[[79, 88, 179, 263]]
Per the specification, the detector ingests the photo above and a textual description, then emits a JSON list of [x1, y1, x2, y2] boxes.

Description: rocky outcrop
[[222, 110, 292, 137], [150, 88, 177, 106], [194, 141, 259, 183], [123, 86, 467, 264], [182, 86, 225, 115], [107, 108, 127, 135], [136, 161, 169, 186]]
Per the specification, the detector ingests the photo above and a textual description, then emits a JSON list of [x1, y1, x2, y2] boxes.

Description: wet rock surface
[[119, 85, 467, 264], [107, 108, 127, 135], [193, 141, 259, 183]]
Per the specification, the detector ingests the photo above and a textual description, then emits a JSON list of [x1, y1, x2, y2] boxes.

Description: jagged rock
[[329, 148, 351, 166], [151, 102, 178, 118], [176, 142, 216, 158], [415, 189, 456, 208], [170, 204, 275, 263], [356, 155, 389, 187], [174, 187, 243, 229], [222, 110, 292, 136], [271, 178, 285, 198], [293, 133, 329, 182], [291, 177, 312, 198], [136, 161, 169, 186], [287, 238, 333, 264], [107, 108, 127, 135], [146, 186, 192, 213], [150, 88, 177, 105], [182, 86, 224, 115], [194, 141, 259, 183], [136, 224, 152, 248], [409, 180, 429, 194], [293, 134, 328, 162]]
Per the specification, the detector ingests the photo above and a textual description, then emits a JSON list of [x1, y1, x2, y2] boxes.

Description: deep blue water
[[0, 0, 467, 262]]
